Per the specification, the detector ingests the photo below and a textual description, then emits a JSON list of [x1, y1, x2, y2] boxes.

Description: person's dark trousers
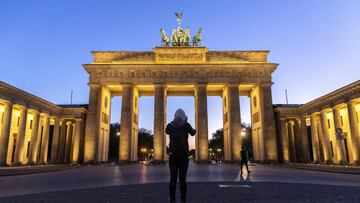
[[240, 160, 250, 173], [169, 155, 189, 202]]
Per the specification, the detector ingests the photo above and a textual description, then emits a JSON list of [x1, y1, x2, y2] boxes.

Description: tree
[[209, 129, 224, 160], [137, 128, 153, 161], [109, 123, 120, 162]]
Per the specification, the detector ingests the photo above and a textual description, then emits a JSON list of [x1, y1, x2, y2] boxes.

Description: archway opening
[[166, 96, 195, 160], [208, 96, 224, 162], [137, 96, 154, 162], [108, 96, 121, 162]]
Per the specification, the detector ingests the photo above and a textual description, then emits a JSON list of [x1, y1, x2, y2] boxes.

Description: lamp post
[[141, 148, 147, 162]]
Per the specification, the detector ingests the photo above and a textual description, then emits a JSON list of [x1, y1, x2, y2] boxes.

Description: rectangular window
[[330, 141, 334, 157], [27, 141, 30, 157], [340, 116, 344, 126], [30, 120, 33, 129], [356, 112, 359, 123], [327, 119, 331, 129], [17, 116, 20, 127]]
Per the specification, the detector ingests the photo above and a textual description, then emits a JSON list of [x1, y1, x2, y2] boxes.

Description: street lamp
[[116, 131, 120, 136], [241, 128, 246, 137]]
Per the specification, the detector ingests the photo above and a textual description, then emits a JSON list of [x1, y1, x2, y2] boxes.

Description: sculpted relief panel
[[87, 65, 273, 84]]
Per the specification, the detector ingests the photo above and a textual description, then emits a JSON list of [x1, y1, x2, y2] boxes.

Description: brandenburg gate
[[83, 47, 279, 163], [83, 14, 279, 164]]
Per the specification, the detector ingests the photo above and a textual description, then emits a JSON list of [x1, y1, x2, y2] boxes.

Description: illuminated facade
[[274, 80, 360, 165], [0, 82, 87, 166], [83, 47, 279, 163]]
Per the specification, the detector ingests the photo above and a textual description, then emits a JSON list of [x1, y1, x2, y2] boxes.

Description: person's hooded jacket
[[166, 108, 196, 157]]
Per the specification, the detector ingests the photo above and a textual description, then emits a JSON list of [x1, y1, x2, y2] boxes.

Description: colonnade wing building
[[0, 46, 359, 166], [0, 82, 87, 166], [274, 80, 360, 165]]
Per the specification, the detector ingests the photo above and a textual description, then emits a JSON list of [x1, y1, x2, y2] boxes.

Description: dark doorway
[[307, 126, 314, 162], [344, 138, 350, 163], [47, 125, 54, 162]]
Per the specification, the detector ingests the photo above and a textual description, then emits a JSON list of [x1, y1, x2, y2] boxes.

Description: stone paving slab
[[0, 182, 359, 203], [0, 164, 81, 177], [284, 163, 360, 174]]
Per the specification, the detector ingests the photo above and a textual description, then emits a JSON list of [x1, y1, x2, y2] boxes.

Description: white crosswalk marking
[[218, 184, 252, 188]]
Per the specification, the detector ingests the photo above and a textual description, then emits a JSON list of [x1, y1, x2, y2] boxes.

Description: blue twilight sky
[[1, 1, 360, 148]]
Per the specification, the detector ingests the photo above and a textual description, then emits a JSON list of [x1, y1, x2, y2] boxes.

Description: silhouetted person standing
[[240, 146, 251, 174], [166, 108, 196, 203]]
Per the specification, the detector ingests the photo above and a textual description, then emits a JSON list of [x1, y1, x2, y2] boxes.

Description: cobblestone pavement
[[1, 162, 360, 202], [1, 182, 359, 202]]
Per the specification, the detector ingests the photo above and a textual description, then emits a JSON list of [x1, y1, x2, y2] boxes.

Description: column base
[[350, 160, 360, 165], [0, 162, 9, 167], [83, 160, 97, 165], [117, 160, 137, 165], [11, 162, 24, 167], [151, 160, 165, 165], [196, 160, 211, 164], [322, 160, 333, 165], [27, 161, 37, 166]]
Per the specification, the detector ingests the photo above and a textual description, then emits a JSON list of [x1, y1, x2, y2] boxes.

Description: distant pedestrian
[[166, 108, 196, 203], [248, 148, 254, 165], [240, 146, 251, 174]]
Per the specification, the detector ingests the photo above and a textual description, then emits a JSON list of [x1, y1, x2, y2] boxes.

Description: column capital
[[88, 83, 101, 88], [311, 111, 321, 116], [320, 108, 331, 114], [347, 99, 359, 105], [0, 99, 13, 106], [27, 108, 39, 114], [74, 118, 83, 122], [40, 112, 51, 117]]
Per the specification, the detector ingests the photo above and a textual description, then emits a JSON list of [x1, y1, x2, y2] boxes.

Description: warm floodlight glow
[[241, 128, 246, 137]]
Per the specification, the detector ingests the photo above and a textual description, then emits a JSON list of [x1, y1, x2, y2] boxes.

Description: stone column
[[84, 84, 101, 163], [72, 119, 83, 164], [39, 115, 50, 163], [293, 119, 302, 162], [153, 84, 166, 163], [320, 110, 332, 163], [50, 117, 60, 163], [28, 111, 40, 164], [58, 120, 67, 162], [64, 122, 73, 163], [288, 121, 296, 162], [14, 106, 28, 164], [228, 84, 241, 162], [119, 84, 133, 162], [259, 85, 278, 162], [332, 107, 345, 164], [347, 101, 360, 164], [300, 117, 310, 162], [195, 84, 209, 163], [310, 113, 320, 163], [279, 119, 289, 163], [0, 102, 13, 166]]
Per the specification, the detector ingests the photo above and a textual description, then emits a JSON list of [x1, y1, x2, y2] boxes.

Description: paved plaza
[[1, 163, 360, 202]]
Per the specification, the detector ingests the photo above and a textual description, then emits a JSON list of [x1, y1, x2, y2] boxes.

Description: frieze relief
[[91, 68, 272, 80]]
